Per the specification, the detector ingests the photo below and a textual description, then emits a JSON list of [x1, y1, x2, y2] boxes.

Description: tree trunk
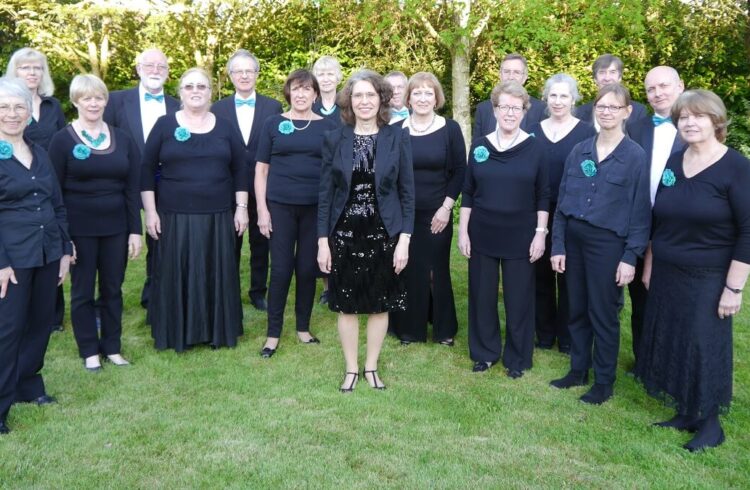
[[451, 44, 472, 152]]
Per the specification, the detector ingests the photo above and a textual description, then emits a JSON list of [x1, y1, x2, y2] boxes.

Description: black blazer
[[472, 96, 546, 141], [103, 87, 180, 155], [575, 100, 648, 135], [318, 124, 415, 239], [627, 115, 685, 170]]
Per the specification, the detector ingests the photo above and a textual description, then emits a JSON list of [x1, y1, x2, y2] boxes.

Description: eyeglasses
[[0, 104, 30, 115], [17, 65, 43, 74], [352, 91, 378, 101], [496, 104, 523, 114], [501, 69, 525, 78], [596, 68, 620, 78], [181, 83, 209, 91], [140, 62, 169, 72], [594, 104, 625, 114], [230, 69, 259, 77]]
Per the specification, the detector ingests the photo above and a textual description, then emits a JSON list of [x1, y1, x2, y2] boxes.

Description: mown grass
[[1, 232, 749, 489]]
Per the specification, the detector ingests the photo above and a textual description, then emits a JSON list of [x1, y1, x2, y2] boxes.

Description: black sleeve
[[729, 155, 750, 264], [43, 151, 73, 255], [622, 155, 652, 265], [229, 128, 250, 193], [551, 150, 575, 256], [52, 99, 66, 131], [317, 130, 337, 238], [534, 144, 550, 212], [255, 118, 275, 164], [461, 142, 477, 208], [123, 131, 143, 235], [48, 128, 70, 188], [141, 117, 165, 191], [397, 127, 415, 234], [445, 120, 466, 200]]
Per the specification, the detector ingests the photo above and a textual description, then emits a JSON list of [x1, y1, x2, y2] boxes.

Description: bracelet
[[401, 233, 412, 239], [441, 205, 452, 213], [535, 227, 548, 234], [725, 285, 743, 294], [236, 203, 248, 209]]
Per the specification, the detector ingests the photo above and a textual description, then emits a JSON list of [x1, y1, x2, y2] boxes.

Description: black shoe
[[550, 370, 589, 389], [507, 369, 524, 379], [0, 421, 9, 435], [319, 290, 329, 305], [260, 346, 276, 358], [299, 335, 320, 344], [51, 324, 63, 332], [683, 415, 725, 452], [251, 297, 268, 311], [400, 339, 412, 346], [558, 344, 571, 354], [653, 414, 699, 433], [472, 361, 492, 373], [340, 372, 358, 393], [580, 383, 613, 405], [437, 338, 455, 347], [535, 341, 553, 350], [362, 369, 386, 390], [34, 395, 57, 406]]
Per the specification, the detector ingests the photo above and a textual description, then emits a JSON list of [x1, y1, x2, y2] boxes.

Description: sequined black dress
[[328, 134, 406, 314]]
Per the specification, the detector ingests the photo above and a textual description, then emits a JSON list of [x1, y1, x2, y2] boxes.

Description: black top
[[575, 101, 649, 135], [25, 96, 66, 150], [313, 98, 343, 128], [462, 136, 550, 259], [527, 121, 597, 204], [49, 125, 142, 237], [256, 115, 338, 205], [141, 113, 249, 214], [0, 138, 72, 269], [472, 96, 547, 140], [552, 135, 651, 265], [403, 119, 466, 210], [652, 148, 750, 268]]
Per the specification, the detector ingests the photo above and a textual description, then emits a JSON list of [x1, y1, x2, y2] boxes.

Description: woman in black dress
[[318, 70, 414, 392], [141, 68, 249, 352], [528, 74, 596, 353], [255, 69, 337, 357], [459, 81, 549, 379], [390, 72, 464, 346], [0, 77, 72, 434], [49, 74, 142, 371], [549, 84, 651, 404], [636, 90, 750, 451]]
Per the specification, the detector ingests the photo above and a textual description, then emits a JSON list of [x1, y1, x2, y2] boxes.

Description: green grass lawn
[[1, 233, 749, 489]]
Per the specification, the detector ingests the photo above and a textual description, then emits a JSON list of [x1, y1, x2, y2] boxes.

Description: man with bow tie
[[626, 65, 685, 367], [386, 71, 410, 124], [212, 49, 282, 311], [104, 48, 179, 311]]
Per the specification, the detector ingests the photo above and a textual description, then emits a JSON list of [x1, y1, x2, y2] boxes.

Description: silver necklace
[[496, 127, 521, 151], [410, 113, 436, 134]]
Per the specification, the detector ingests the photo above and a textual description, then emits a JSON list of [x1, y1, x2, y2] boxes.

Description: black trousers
[[0, 261, 58, 418], [535, 206, 569, 348], [266, 202, 318, 337], [52, 286, 64, 327], [627, 257, 647, 364], [390, 208, 457, 342], [235, 195, 269, 302], [70, 233, 128, 358], [468, 252, 535, 371], [565, 219, 624, 385], [140, 234, 156, 308]]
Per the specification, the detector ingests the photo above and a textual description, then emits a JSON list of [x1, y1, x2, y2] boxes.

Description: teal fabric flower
[[72, 144, 91, 160], [278, 120, 294, 135], [580, 159, 597, 177], [473, 145, 489, 163], [0, 140, 12, 160], [174, 126, 191, 142], [661, 168, 676, 187]]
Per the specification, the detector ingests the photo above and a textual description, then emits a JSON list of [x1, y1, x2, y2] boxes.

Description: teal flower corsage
[[0, 140, 12, 160], [174, 126, 191, 142], [661, 168, 676, 187], [278, 120, 294, 135], [580, 159, 597, 177], [473, 145, 489, 163], [72, 144, 91, 160]]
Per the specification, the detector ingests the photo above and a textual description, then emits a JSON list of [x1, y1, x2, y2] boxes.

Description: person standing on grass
[[212, 49, 282, 313]]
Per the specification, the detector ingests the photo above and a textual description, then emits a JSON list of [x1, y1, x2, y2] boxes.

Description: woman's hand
[[0, 266, 18, 299], [70, 241, 77, 265], [393, 234, 410, 274], [431, 206, 451, 234], [317, 238, 331, 274], [58, 254, 71, 286], [257, 208, 272, 239], [529, 232, 546, 263], [458, 231, 471, 258], [234, 207, 249, 237], [616, 262, 635, 287], [145, 210, 161, 240], [718, 288, 742, 319], [128, 234, 142, 259], [551, 255, 566, 273]]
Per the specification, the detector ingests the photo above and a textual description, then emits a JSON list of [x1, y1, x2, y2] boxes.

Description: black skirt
[[635, 259, 733, 417], [150, 211, 243, 352]]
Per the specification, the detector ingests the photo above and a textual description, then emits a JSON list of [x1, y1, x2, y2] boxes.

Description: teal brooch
[[72, 144, 91, 160], [0, 140, 12, 159], [278, 120, 294, 135], [580, 159, 597, 177], [661, 168, 676, 187], [473, 145, 489, 163], [174, 126, 191, 142]]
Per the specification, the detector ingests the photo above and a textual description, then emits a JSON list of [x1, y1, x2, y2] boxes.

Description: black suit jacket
[[103, 87, 180, 155], [575, 100, 648, 135], [318, 124, 415, 239], [472, 96, 546, 141], [628, 115, 686, 170]]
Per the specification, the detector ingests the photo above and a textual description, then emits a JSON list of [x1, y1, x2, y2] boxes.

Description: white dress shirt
[[649, 121, 678, 205], [139, 84, 167, 144], [235, 92, 256, 145]]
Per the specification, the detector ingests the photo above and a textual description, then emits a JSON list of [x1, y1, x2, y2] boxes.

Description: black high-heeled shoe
[[363, 369, 386, 390], [340, 372, 358, 393]]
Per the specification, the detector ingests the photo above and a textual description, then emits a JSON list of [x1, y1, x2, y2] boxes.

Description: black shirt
[[552, 135, 651, 265], [25, 96, 66, 150], [652, 148, 750, 268], [462, 136, 549, 259], [141, 114, 249, 214], [0, 139, 72, 269], [49, 125, 142, 237], [313, 98, 343, 128], [405, 119, 466, 210], [256, 115, 338, 205]]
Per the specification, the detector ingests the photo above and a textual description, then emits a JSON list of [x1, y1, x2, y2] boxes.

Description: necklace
[[81, 129, 106, 148], [496, 127, 521, 151], [684, 145, 725, 176], [288, 112, 313, 131], [410, 113, 436, 134], [320, 104, 337, 116]]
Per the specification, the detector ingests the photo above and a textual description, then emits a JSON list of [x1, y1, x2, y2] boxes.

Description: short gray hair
[[226, 49, 260, 75], [0, 76, 33, 113], [542, 73, 581, 104]]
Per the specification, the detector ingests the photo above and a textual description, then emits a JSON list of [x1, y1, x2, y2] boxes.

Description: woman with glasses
[[141, 68, 249, 352], [459, 81, 549, 379], [549, 84, 650, 404]]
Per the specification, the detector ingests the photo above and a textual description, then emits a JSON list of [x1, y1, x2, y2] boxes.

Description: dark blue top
[[652, 148, 750, 268], [313, 98, 343, 128], [404, 119, 466, 210], [141, 113, 249, 214], [472, 96, 547, 140], [552, 135, 651, 265], [256, 115, 338, 205], [24, 96, 66, 150], [462, 136, 549, 259], [49, 125, 142, 237], [527, 120, 597, 204], [0, 139, 72, 269]]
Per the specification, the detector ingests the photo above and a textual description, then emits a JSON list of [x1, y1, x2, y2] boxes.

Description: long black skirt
[[150, 211, 243, 352], [635, 259, 733, 417]]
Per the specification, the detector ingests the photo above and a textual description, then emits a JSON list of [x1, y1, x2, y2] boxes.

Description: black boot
[[653, 413, 699, 432], [0, 420, 9, 435], [683, 413, 725, 452], [550, 370, 589, 389], [580, 383, 613, 405]]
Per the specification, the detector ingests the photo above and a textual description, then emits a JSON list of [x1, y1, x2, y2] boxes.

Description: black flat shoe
[[683, 415, 725, 452], [362, 369, 386, 390], [550, 370, 589, 389], [653, 415, 699, 433], [34, 395, 57, 406], [340, 372, 358, 393], [507, 369, 524, 379], [260, 347, 276, 358], [400, 339, 412, 346], [0, 421, 9, 435], [580, 383, 613, 405], [558, 344, 571, 354], [299, 336, 320, 344], [472, 361, 492, 373], [438, 338, 455, 347], [251, 297, 268, 311]]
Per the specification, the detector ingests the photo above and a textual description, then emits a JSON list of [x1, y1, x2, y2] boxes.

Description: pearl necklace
[[288, 111, 313, 131], [410, 113, 436, 134]]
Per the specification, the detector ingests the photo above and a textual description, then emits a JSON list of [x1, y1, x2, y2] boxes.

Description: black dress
[[328, 134, 406, 314]]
